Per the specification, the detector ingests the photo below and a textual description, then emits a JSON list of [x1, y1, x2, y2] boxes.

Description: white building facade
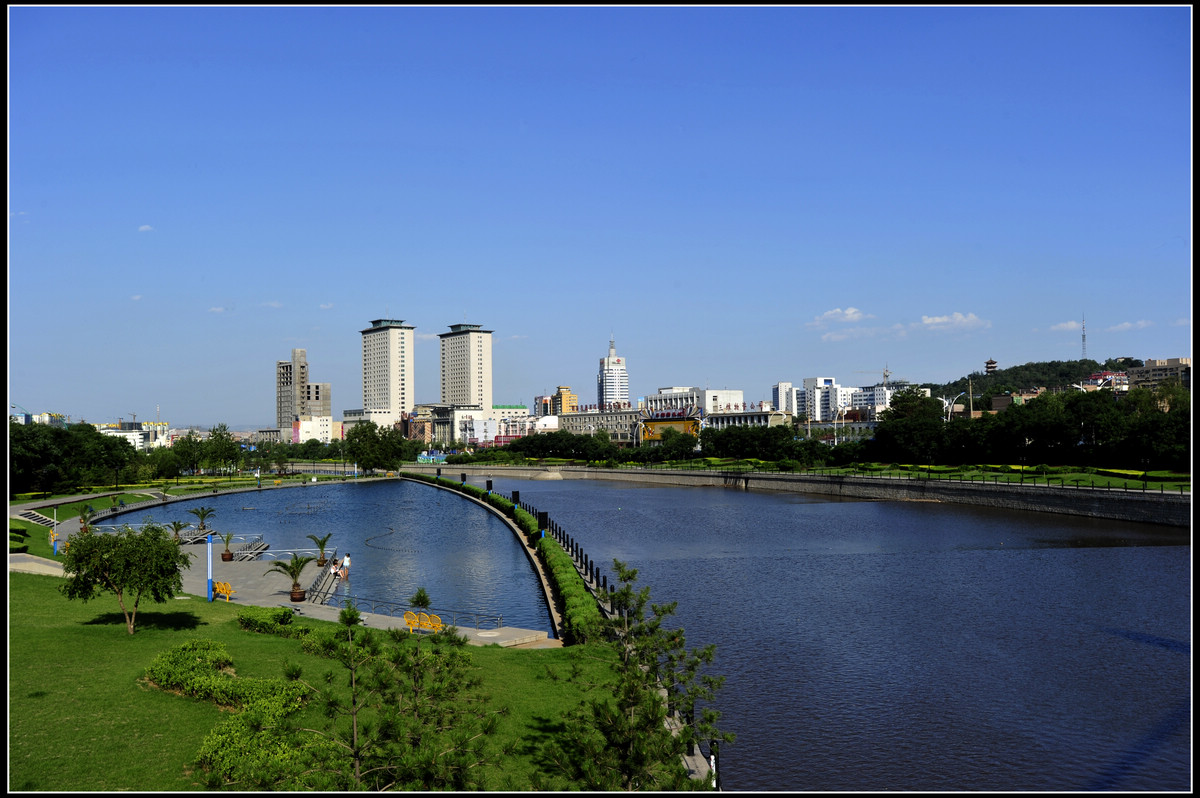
[[353, 318, 416, 428], [596, 337, 630, 409], [772, 381, 796, 414], [797, 378, 854, 422], [438, 323, 493, 411]]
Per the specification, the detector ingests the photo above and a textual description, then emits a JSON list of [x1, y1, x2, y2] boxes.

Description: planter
[[317, 557, 327, 567], [221, 551, 234, 562], [289, 588, 306, 602]]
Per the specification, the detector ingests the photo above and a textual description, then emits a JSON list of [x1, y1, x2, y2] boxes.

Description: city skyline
[[9, 7, 1192, 428]]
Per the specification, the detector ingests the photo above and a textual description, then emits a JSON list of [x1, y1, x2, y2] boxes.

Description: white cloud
[[138, 224, 154, 232], [919, 312, 989, 332], [319, 303, 334, 310], [262, 300, 283, 309], [1106, 320, 1152, 332], [130, 294, 142, 301], [1050, 320, 1081, 332], [208, 306, 226, 314], [808, 307, 872, 327]]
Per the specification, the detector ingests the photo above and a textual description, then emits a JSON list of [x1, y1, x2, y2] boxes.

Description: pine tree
[[541, 559, 733, 790]]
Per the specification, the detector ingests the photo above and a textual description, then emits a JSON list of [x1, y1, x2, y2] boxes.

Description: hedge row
[[405, 472, 608, 646], [536, 536, 603, 645]]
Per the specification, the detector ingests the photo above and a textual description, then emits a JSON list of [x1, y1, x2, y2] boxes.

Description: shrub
[[237, 606, 310, 638]]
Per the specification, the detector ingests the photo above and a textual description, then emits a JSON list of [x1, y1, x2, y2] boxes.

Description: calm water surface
[[120, 477, 1190, 791], [119, 480, 553, 631], [486, 476, 1190, 792]]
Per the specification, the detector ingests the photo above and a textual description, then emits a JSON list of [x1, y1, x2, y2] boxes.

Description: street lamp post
[[942, 392, 966, 423]]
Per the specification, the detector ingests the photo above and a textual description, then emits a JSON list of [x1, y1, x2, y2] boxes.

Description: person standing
[[340, 552, 351, 580]]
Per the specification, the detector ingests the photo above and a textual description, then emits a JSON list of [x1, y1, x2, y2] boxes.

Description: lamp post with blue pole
[[207, 532, 214, 602]]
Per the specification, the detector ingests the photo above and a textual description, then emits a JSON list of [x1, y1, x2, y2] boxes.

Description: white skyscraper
[[360, 318, 415, 423], [597, 336, 630, 409], [438, 323, 492, 410]]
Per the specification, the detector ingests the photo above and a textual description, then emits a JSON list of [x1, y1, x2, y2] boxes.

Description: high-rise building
[[438, 323, 492, 410], [772, 381, 795, 414], [276, 349, 310, 429], [360, 318, 415, 423], [597, 336, 630, 409], [277, 348, 332, 433]]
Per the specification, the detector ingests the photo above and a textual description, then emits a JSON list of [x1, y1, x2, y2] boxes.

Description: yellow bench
[[404, 611, 444, 633], [213, 581, 237, 602]]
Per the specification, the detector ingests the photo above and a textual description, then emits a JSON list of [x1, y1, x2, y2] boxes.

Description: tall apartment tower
[[597, 336, 630, 409], [276, 349, 309, 429], [438, 323, 492, 409], [360, 319, 416, 420], [277, 348, 331, 429]]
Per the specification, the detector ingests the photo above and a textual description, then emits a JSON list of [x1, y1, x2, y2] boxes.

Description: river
[[116, 476, 1190, 790], [485, 475, 1191, 792]]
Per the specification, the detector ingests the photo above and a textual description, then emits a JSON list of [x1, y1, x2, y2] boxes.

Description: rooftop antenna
[[1082, 313, 1087, 360]]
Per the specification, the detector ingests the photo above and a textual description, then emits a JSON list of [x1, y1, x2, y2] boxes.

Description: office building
[[597, 336, 630, 409], [352, 318, 416, 428], [438, 323, 493, 410]]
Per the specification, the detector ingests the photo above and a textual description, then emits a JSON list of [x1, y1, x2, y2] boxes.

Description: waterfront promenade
[[9, 489, 560, 648]]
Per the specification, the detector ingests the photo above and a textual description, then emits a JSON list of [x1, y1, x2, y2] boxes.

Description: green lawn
[[8, 572, 614, 791]]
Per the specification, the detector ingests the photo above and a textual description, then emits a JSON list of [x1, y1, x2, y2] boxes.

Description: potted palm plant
[[220, 532, 235, 561], [306, 532, 333, 567], [265, 553, 317, 602], [188, 506, 215, 533], [168, 520, 192, 543]]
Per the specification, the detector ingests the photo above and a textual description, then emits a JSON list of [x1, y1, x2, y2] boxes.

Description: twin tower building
[[275, 319, 630, 445]]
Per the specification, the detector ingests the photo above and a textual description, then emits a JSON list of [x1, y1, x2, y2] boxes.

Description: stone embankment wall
[[402, 465, 1191, 528]]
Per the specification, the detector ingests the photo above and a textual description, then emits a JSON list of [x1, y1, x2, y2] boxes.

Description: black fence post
[[537, 511, 549, 540]]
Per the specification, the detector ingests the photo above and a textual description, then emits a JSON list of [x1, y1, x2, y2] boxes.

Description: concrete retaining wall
[[401, 465, 1191, 528]]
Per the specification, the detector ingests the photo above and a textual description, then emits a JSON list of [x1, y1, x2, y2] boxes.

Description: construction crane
[[853, 366, 896, 388]]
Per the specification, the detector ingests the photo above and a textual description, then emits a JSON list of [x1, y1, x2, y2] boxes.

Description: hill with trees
[[922, 357, 1144, 409]]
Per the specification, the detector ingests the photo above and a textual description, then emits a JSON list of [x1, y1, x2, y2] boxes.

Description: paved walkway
[[9, 542, 559, 648]]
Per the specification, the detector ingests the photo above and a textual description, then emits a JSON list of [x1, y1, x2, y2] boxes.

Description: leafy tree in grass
[[58, 522, 192, 634], [540, 559, 733, 790]]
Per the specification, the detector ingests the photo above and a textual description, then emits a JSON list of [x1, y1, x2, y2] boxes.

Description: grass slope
[[8, 572, 613, 791]]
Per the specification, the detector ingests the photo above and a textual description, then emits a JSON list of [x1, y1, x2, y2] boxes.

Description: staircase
[[15, 511, 55, 528]]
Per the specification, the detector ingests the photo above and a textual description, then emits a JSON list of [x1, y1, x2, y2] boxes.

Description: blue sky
[[9, 6, 1192, 429]]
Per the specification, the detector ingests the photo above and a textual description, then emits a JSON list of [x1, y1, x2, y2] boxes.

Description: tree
[[344, 422, 385, 474], [205, 423, 240, 476], [173, 430, 205, 475], [408, 587, 431, 610], [307, 532, 333, 566], [264, 552, 317, 596], [168, 520, 192, 542], [541, 559, 732, 790], [188, 506, 216, 532], [59, 522, 192, 634], [228, 605, 505, 790], [869, 387, 946, 464]]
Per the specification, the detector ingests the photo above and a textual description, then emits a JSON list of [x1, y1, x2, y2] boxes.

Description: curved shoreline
[[400, 464, 1192, 529]]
